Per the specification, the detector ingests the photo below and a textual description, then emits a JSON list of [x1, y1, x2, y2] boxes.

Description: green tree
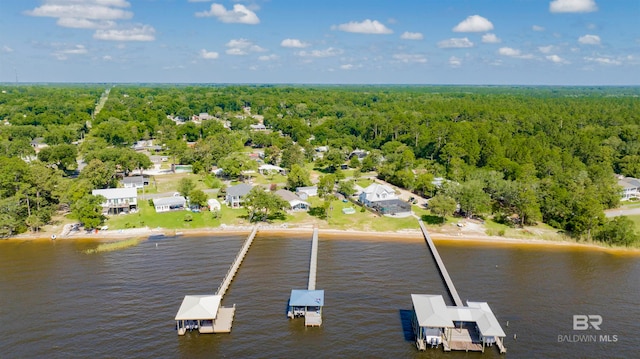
[[317, 174, 336, 198], [337, 180, 356, 197], [428, 194, 457, 223], [37, 144, 78, 172], [189, 189, 208, 208], [177, 178, 195, 198], [72, 194, 106, 229], [244, 187, 288, 222], [218, 152, 256, 179], [80, 159, 117, 189], [286, 164, 311, 190], [595, 216, 639, 246], [456, 180, 491, 218]]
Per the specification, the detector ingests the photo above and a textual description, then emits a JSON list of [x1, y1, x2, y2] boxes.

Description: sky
[[0, 0, 639, 85]]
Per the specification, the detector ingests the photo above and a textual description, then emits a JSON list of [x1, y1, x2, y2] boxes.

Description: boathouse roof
[[411, 294, 455, 328], [289, 289, 324, 307], [175, 295, 221, 320]]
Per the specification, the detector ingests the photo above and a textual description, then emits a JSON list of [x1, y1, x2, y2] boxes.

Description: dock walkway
[[216, 225, 258, 297], [308, 228, 319, 290], [418, 220, 463, 307]]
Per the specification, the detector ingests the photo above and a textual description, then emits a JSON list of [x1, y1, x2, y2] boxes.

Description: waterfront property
[[413, 221, 506, 354], [275, 189, 310, 212], [174, 295, 236, 334], [175, 226, 258, 335], [225, 183, 253, 208], [411, 294, 506, 352], [122, 175, 147, 189], [358, 183, 398, 207], [92, 188, 138, 215], [296, 186, 318, 200], [153, 196, 186, 213], [288, 228, 324, 327]]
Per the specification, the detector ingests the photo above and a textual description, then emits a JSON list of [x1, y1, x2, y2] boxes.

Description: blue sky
[[0, 0, 638, 84]]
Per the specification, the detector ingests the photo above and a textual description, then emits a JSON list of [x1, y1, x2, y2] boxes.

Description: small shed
[[207, 198, 221, 211], [287, 289, 324, 327]]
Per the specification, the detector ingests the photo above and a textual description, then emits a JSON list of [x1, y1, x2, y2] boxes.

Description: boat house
[[174, 295, 236, 335], [287, 289, 324, 327], [411, 294, 506, 352]]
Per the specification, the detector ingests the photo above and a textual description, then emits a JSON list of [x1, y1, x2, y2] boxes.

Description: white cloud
[[392, 54, 427, 64], [199, 49, 219, 59], [578, 34, 601, 45], [546, 54, 570, 64], [437, 37, 474, 48], [340, 63, 362, 70], [550, 0, 598, 13], [102, 55, 112, 61], [25, 1, 133, 22], [56, 18, 115, 29], [482, 33, 501, 43], [449, 56, 462, 67], [400, 31, 423, 40], [93, 25, 155, 41], [53, 44, 88, 60], [225, 38, 266, 55], [532, 25, 545, 31], [196, 3, 259, 24], [280, 38, 309, 48], [538, 45, 555, 54], [498, 47, 534, 59], [584, 56, 621, 65], [296, 47, 343, 58], [452, 15, 494, 32], [332, 19, 393, 34], [258, 54, 278, 61], [2, 45, 14, 53]]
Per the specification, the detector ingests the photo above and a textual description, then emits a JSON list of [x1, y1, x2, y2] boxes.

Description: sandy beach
[[7, 221, 640, 255]]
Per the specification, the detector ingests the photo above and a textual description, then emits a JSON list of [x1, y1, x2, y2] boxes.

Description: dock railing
[[215, 225, 258, 297]]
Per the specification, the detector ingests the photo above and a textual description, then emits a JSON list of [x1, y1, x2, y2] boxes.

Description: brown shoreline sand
[[6, 225, 640, 255]]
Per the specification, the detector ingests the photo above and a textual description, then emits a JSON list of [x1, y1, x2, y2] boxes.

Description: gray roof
[[92, 187, 137, 200], [411, 294, 455, 328], [123, 176, 144, 184], [618, 177, 640, 189], [226, 183, 253, 197], [153, 196, 186, 207], [275, 189, 301, 202]]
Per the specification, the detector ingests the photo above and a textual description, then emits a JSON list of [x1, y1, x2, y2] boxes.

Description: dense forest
[[1, 85, 639, 245]]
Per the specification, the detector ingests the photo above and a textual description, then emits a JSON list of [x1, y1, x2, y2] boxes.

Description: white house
[[122, 176, 146, 189], [358, 183, 398, 207], [275, 189, 310, 211], [296, 186, 318, 200], [225, 183, 253, 208], [153, 196, 187, 213], [618, 177, 640, 201], [92, 188, 138, 215], [258, 164, 286, 176]]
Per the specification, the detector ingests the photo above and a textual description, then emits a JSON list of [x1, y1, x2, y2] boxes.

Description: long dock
[[418, 220, 463, 307], [307, 228, 319, 290], [216, 225, 258, 297]]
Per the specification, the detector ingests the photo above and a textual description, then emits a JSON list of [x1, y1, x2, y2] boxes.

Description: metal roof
[[175, 295, 221, 320], [153, 196, 186, 207], [411, 294, 454, 328], [226, 183, 253, 197], [289, 289, 324, 307], [92, 187, 137, 200]]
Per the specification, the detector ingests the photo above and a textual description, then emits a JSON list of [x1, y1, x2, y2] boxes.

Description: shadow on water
[[398, 309, 415, 342]]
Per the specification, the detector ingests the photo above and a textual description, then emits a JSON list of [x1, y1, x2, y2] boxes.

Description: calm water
[[1, 234, 638, 358]]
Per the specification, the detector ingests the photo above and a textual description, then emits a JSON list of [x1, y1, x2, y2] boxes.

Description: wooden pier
[[216, 225, 258, 297], [308, 228, 319, 291], [288, 227, 324, 327], [418, 220, 463, 307], [414, 220, 506, 354], [176, 225, 258, 335]]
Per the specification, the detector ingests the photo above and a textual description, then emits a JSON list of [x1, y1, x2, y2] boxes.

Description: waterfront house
[[618, 177, 640, 201], [92, 188, 138, 215], [153, 196, 186, 213], [358, 183, 398, 207], [275, 189, 310, 211], [225, 183, 253, 208]]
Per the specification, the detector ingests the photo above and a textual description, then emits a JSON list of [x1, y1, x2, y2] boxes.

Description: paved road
[[605, 206, 640, 218]]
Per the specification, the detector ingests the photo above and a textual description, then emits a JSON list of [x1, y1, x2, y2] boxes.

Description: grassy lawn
[[152, 173, 212, 193], [628, 214, 640, 232], [105, 201, 249, 230], [355, 178, 374, 188]]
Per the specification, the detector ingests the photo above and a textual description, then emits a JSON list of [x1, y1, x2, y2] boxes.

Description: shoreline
[[5, 224, 640, 255]]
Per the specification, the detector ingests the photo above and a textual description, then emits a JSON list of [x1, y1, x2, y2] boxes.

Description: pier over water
[[175, 225, 258, 335], [308, 228, 319, 291], [288, 227, 324, 327]]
